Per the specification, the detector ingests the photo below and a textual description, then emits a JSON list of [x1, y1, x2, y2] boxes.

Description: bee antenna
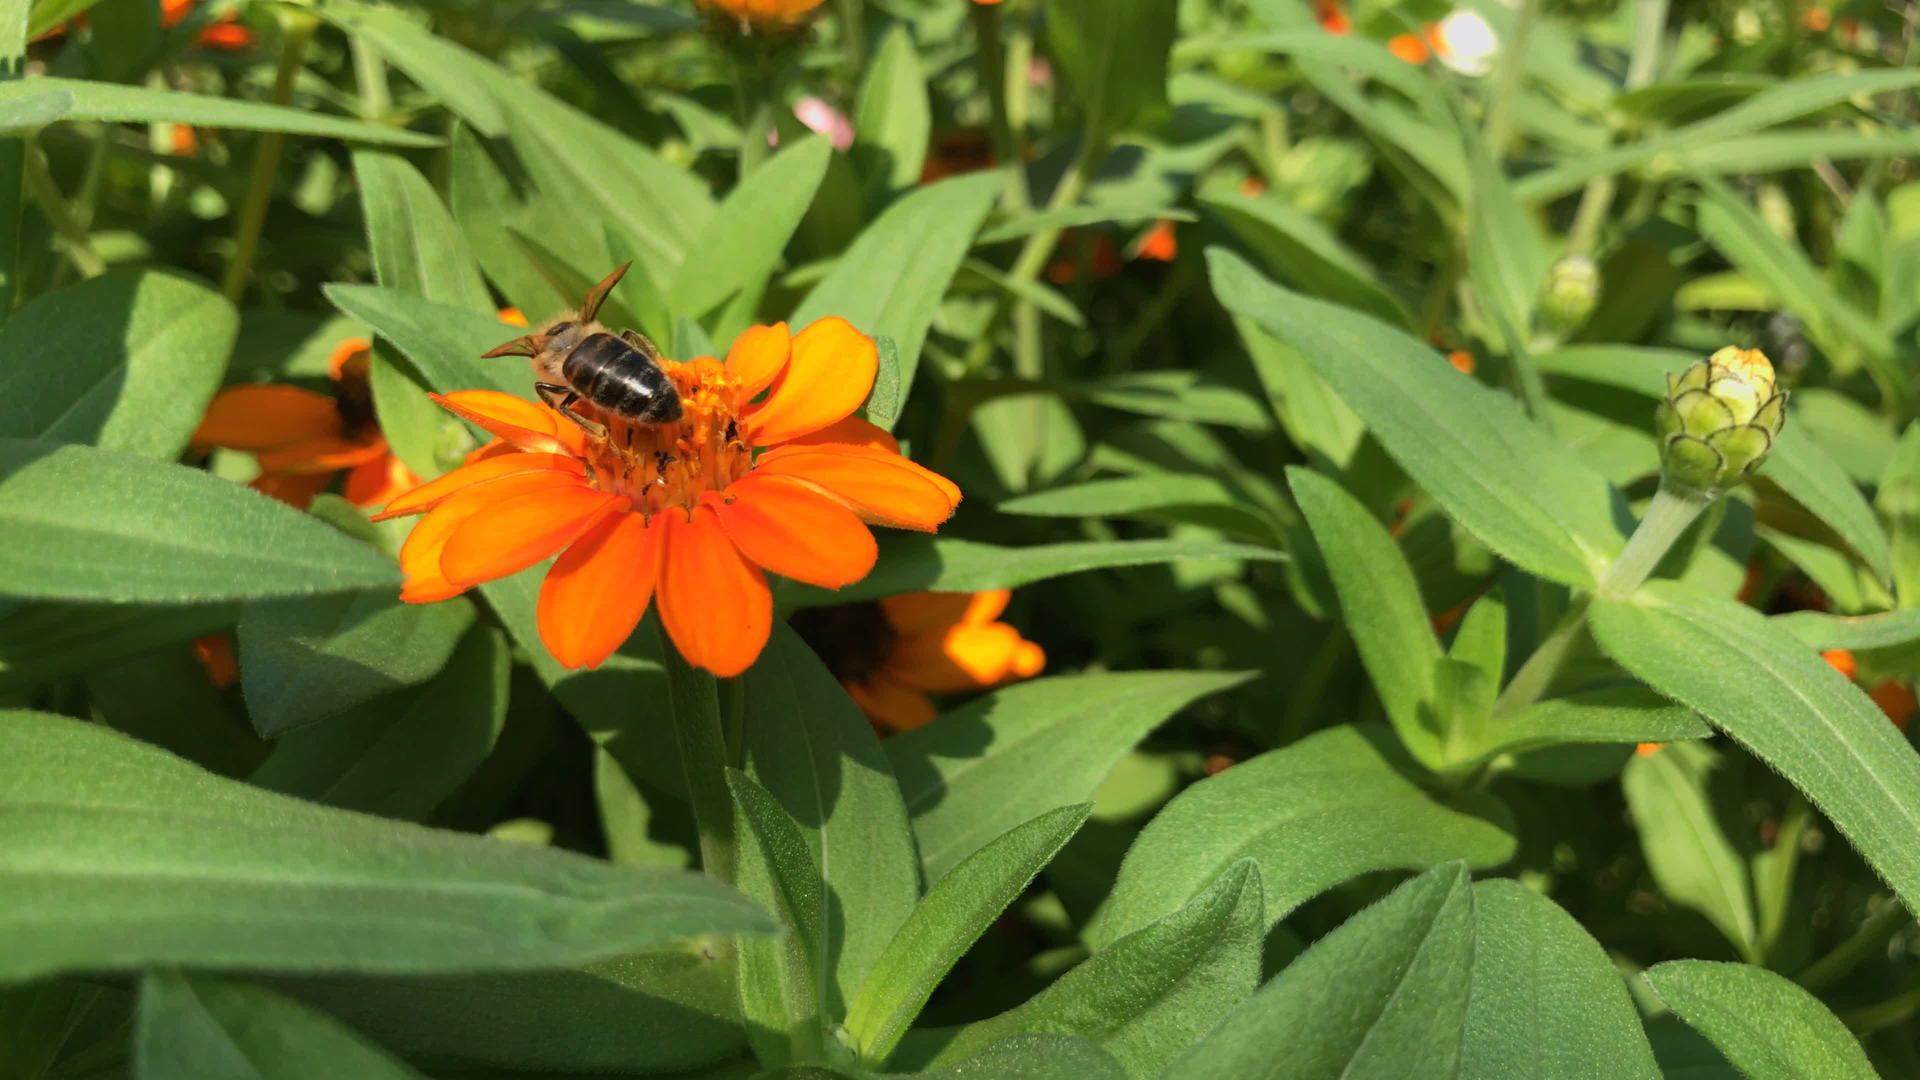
[[580, 263, 631, 322]]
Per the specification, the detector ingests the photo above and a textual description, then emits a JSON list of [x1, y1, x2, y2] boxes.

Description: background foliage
[[5, 0, 1920, 1076]]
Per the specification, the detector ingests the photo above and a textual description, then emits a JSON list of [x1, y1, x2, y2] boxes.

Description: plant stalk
[[665, 642, 737, 887], [222, 10, 317, 301], [1565, 0, 1670, 256], [1798, 898, 1913, 992], [24, 140, 105, 278]]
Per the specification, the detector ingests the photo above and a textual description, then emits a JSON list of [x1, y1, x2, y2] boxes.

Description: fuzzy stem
[[666, 643, 736, 886], [1797, 899, 1913, 993], [1565, 0, 1669, 255], [23, 141, 105, 278], [222, 11, 316, 302]]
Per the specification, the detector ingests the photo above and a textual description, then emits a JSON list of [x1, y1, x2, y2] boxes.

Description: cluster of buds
[[1655, 347, 1786, 496]]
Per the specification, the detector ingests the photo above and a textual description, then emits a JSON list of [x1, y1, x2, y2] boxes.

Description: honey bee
[[482, 263, 682, 436]]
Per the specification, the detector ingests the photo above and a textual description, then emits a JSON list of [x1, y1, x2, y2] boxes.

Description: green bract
[[1654, 347, 1787, 495]]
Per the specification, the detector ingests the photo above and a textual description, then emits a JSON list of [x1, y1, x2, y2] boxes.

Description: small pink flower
[[793, 96, 855, 150]]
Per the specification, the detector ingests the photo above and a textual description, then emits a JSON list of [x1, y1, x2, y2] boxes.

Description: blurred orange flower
[[1135, 220, 1179, 262], [376, 320, 960, 676], [796, 590, 1044, 732], [1871, 681, 1916, 732], [192, 339, 419, 510], [694, 0, 826, 31], [1314, 0, 1353, 35]]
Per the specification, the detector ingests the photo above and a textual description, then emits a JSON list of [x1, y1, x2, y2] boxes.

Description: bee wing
[[619, 328, 665, 365], [580, 263, 632, 322]]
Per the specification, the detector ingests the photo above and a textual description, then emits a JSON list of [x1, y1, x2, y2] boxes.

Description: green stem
[[970, 0, 1029, 212], [835, 0, 866, 77], [23, 141, 105, 278], [1481, 0, 1539, 158], [222, 11, 316, 302], [350, 34, 391, 121], [1798, 898, 1913, 992], [1841, 982, 1920, 1036], [665, 640, 737, 886], [1565, 0, 1669, 256], [1495, 483, 1711, 713]]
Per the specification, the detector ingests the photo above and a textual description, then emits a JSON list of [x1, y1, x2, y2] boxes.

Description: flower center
[[575, 357, 753, 518]]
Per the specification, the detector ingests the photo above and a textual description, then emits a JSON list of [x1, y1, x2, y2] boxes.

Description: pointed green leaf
[[1453, 684, 1710, 769], [1461, 881, 1661, 1079], [0, 440, 400, 603], [1592, 581, 1920, 919], [852, 26, 931, 194], [670, 135, 832, 318], [886, 670, 1250, 882], [0, 77, 438, 145], [0, 267, 235, 460], [1090, 724, 1515, 946], [1167, 863, 1476, 1080], [1212, 249, 1623, 587], [1044, 0, 1174, 138], [847, 804, 1092, 1063], [1623, 741, 1759, 960], [1643, 961, 1878, 1080], [137, 972, 425, 1080], [0, 710, 771, 983]]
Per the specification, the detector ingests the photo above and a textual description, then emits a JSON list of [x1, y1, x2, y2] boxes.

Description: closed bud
[[1539, 255, 1600, 335], [1654, 347, 1786, 495]]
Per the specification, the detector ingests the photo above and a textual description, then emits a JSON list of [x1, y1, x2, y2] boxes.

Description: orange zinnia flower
[[1871, 680, 1916, 732], [794, 590, 1044, 732], [1135, 220, 1179, 262], [192, 339, 419, 510], [1314, 0, 1353, 35], [376, 320, 960, 677], [694, 0, 826, 32]]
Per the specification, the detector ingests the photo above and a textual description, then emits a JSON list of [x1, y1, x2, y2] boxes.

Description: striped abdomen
[[561, 333, 682, 424]]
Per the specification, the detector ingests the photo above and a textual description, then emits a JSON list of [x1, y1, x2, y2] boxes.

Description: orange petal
[[343, 453, 422, 509], [708, 476, 877, 589], [726, 323, 791, 402], [193, 385, 343, 450], [743, 317, 877, 446], [1388, 32, 1431, 63], [753, 445, 959, 531], [538, 511, 664, 669], [196, 19, 253, 49], [439, 485, 622, 586], [962, 589, 1011, 625], [398, 470, 587, 602], [848, 675, 937, 734], [255, 435, 388, 475], [879, 592, 976, 637], [1011, 639, 1045, 678], [371, 452, 584, 521], [498, 307, 529, 327], [328, 337, 372, 380], [655, 506, 772, 678], [891, 621, 1030, 692], [248, 471, 333, 510], [432, 391, 585, 457], [779, 414, 901, 454]]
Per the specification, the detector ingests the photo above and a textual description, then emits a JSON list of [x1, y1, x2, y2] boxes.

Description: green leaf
[[977, 204, 1193, 245], [1453, 683, 1711, 769], [0, 77, 438, 145], [742, 626, 919, 1018], [784, 535, 1284, 607], [852, 26, 931, 195], [0, 267, 235, 460], [1167, 863, 1476, 1080], [236, 589, 474, 737], [887, 1034, 1128, 1080], [998, 474, 1280, 543], [0, 710, 771, 982], [1211, 248, 1623, 587], [1765, 428, 1894, 587], [917, 860, 1263, 1077], [1202, 191, 1409, 326], [0, 440, 400, 603], [1643, 961, 1878, 1080], [0, 86, 65, 131], [730, 766, 830, 1068], [669, 134, 831, 319], [1624, 742, 1758, 961], [847, 805, 1092, 1064], [137, 972, 425, 1080], [248, 625, 506, 820], [1695, 180, 1893, 368], [1592, 581, 1920, 920], [324, 284, 529, 400], [0, 599, 235, 692], [1290, 467, 1447, 766], [886, 670, 1250, 882], [354, 150, 492, 313], [1458, 109, 1550, 351], [1073, 370, 1272, 431], [791, 171, 1001, 412], [1460, 881, 1661, 1079], [1044, 0, 1174, 138], [1089, 724, 1515, 946], [318, 0, 506, 136], [1773, 608, 1920, 651], [272, 952, 744, 1075]]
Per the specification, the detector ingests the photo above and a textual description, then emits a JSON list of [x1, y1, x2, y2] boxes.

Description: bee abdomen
[[563, 333, 682, 423]]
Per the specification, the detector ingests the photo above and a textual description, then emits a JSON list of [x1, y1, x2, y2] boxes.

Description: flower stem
[[665, 640, 736, 886], [222, 10, 317, 302], [1481, 0, 1540, 159], [1565, 0, 1669, 256], [24, 140, 105, 279], [1495, 483, 1711, 713], [969, 0, 1029, 212], [1797, 898, 1913, 992]]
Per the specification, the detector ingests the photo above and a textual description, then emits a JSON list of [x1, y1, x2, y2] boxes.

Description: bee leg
[[536, 382, 608, 441]]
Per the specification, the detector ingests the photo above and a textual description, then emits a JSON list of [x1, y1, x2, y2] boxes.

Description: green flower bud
[[1539, 255, 1600, 336], [1654, 347, 1786, 495]]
